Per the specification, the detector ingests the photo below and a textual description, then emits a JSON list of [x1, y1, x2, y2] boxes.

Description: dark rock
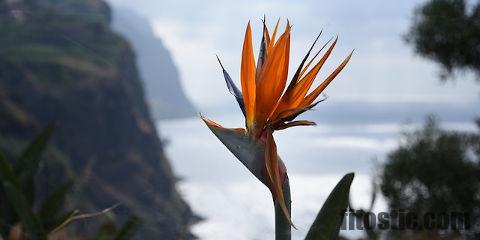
[[0, 0, 194, 238], [111, 7, 196, 120]]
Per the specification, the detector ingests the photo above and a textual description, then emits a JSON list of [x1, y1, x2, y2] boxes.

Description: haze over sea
[[158, 100, 479, 239], [106, 0, 480, 238]]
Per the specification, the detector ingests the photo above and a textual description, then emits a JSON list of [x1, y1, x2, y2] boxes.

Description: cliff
[[111, 7, 196, 120], [0, 0, 193, 238]]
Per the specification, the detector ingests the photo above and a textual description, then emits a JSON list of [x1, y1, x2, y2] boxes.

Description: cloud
[[108, 0, 479, 112]]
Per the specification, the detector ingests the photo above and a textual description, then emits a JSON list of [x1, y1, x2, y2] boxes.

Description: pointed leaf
[[0, 154, 18, 236], [15, 123, 54, 174], [305, 173, 354, 240], [40, 181, 73, 231], [0, 152, 19, 187], [113, 216, 141, 240], [2, 183, 46, 240], [0, 152, 46, 239], [15, 124, 54, 205]]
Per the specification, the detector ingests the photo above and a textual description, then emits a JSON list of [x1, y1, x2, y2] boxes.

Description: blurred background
[[0, 0, 479, 239]]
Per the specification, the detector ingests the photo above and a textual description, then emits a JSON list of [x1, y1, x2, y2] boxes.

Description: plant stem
[[275, 176, 291, 240]]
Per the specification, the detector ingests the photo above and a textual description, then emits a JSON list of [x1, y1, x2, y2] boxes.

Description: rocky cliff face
[[0, 0, 193, 238], [111, 7, 196, 120]]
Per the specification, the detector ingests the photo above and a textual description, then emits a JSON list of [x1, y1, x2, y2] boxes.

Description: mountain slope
[[0, 0, 194, 238], [111, 7, 196, 120]]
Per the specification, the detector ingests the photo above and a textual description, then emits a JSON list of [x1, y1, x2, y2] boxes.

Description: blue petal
[[216, 55, 246, 116]]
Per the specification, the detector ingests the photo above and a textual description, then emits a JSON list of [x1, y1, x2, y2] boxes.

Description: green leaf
[[15, 123, 55, 204], [113, 216, 141, 240], [2, 182, 46, 240], [15, 124, 54, 174], [0, 152, 46, 240], [39, 180, 73, 231], [305, 173, 354, 240], [0, 152, 20, 237], [0, 152, 20, 187]]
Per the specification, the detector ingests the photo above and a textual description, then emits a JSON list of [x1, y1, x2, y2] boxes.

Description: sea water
[[157, 101, 478, 239]]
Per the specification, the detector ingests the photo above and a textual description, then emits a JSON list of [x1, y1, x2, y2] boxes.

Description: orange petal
[[265, 129, 292, 224], [302, 50, 353, 107], [285, 32, 324, 93], [270, 100, 323, 127], [267, 18, 281, 53], [200, 116, 245, 134], [298, 37, 335, 79], [270, 38, 336, 121], [288, 38, 338, 107], [201, 115, 246, 134], [255, 24, 291, 131], [201, 115, 224, 128], [241, 22, 257, 131]]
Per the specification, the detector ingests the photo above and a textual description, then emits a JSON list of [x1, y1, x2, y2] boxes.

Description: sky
[[108, 0, 479, 115], [105, 1, 479, 238]]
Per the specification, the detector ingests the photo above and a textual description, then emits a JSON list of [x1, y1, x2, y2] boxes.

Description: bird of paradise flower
[[201, 19, 353, 235]]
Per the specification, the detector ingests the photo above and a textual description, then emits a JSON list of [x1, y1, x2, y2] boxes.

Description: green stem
[[275, 176, 291, 240]]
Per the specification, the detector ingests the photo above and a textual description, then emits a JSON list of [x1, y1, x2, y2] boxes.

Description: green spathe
[[203, 120, 265, 183]]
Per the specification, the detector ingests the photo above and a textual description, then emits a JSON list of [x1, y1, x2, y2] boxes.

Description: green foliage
[[112, 217, 141, 240], [38, 181, 73, 231], [380, 117, 480, 239], [89, 216, 141, 240], [406, 0, 480, 80], [305, 173, 354, 240], [0, 126, 56, 239], [15, 124, 54, 206], [0, 126, 140, 239]]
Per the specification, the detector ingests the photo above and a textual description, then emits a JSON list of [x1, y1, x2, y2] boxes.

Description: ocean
[[157, 101, 479, 239]]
